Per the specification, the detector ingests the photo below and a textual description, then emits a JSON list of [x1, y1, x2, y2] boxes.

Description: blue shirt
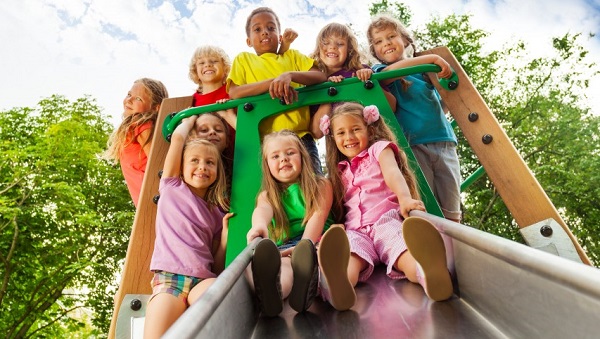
[[373, 64, 457, 146]]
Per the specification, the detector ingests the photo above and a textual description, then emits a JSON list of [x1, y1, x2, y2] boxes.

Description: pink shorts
[[346, 209, 408, 282]]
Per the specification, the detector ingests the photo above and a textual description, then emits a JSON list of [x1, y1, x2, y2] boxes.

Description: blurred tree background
[[0, 95, 134, 337]]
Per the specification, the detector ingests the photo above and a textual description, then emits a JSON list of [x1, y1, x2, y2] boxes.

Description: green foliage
[[0, 95, 134, 337], [370, 2, 600, 265], [368, 0, 413, 26]]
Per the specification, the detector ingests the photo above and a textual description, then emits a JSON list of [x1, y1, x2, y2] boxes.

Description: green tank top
[[273, 183, 333, 246]]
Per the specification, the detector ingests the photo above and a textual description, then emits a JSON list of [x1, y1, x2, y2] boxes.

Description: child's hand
[[280, 247, 294, 258], [355, 68, 373, 81], [215, 98, 230, 104], [247, 225, 269, 244], [398, 198, 426, 219], [281, 28, 298, 45], [270, 73, 297, 104], [222, 212, 234, 230], [434, 56, 453, 79], [328, 75, 345, 83]]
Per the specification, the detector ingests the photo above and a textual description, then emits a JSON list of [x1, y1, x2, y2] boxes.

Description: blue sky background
[[1, 0, 599, 125]]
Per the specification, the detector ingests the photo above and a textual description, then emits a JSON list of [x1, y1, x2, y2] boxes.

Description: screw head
[[130, 298, 142, 311], [364, 80, 374, 89], [153, 195, 160, 204], [447, 80, 458, 90], [243, 103, 254, 112], [158, 169, 163, 178], [327, 87, 338, 96], [166, 134, 172, 142], [482, 134, 493, 144], [540, 225, 553, 237], [468, 112, 479, 122]]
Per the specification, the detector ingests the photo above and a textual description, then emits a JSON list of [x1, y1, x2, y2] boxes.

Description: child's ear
[[246, 37, 252, 47]]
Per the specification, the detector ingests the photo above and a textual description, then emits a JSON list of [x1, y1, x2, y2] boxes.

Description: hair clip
[[363, 105, 380, 125], [319, 115, 331, 135]]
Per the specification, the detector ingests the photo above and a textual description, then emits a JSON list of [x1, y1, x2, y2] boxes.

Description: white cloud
[[1, 0, 599, 125]]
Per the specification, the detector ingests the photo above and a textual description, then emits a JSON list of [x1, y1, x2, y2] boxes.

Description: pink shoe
[[403, 217, 453, 301]]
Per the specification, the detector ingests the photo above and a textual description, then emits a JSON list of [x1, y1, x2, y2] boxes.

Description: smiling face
[[369, 25, 406, 64], [193, 114, 228, 152], [182, 142, 220, 198], [319, 34, 348, 74], [122, 82, 153, 117], [264, 135, 302, 184], [195, 55, 226, 87], [246, 11, 280, 55], [332, 113, 370, 160]]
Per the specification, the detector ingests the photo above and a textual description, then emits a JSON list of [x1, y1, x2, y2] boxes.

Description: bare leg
[[188, 278, 216, 305], [143, 294, 186, 339], [348, 254, 368, 287], [280, 257, 293, 299]]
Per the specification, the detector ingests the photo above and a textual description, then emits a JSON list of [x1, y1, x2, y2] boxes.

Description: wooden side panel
[[108, 97, 193, 339], [423, 47, 590, 265]]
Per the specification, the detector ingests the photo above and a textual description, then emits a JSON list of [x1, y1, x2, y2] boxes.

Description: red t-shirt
[[120, 122, 152, 207]]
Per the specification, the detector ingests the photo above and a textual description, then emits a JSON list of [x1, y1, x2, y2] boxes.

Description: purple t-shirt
[[150, 177, 224, 279], [338, 141, 401, 231]]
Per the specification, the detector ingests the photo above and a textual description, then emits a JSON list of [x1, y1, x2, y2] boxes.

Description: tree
[[0, 95, 134, 337], [369, 1, 600, 265]]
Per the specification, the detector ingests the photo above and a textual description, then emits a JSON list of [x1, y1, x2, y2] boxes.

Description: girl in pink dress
[[320, 102, 453, 302]]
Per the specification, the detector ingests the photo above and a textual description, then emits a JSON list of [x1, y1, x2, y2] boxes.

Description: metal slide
[[161, 211, 600, 338], [110, 48, 598, 338]]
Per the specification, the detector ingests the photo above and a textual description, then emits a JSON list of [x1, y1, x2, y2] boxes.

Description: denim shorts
[[278, 234, 303, 251]]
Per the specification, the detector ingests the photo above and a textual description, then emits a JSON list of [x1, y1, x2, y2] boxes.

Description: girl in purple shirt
[[321, 102, 453, 302], [144, 115, 233, 338]]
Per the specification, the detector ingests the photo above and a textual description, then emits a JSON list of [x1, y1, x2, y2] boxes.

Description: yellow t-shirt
[[226, 49, 316, 137]]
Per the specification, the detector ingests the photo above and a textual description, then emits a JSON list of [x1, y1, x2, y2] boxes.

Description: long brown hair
[[260, 130, 326, 242], [102, 78, 169, 162], [323, 102, 419, 221], [310, 22, 366, 74]]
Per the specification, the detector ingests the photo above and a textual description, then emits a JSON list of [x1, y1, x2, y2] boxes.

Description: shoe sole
[[289, 239, 317, 313], [403, 217, 453, 301], [252, 239, 283, 317], [318, 226, 356, 311]]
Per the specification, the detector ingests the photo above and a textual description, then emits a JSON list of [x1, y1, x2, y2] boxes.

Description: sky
[[1, 0, 600, 126]]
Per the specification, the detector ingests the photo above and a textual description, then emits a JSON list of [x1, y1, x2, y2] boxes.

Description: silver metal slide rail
[[163, 211, 600, 338]]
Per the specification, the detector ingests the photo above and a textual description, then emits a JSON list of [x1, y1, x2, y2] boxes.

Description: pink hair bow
[[319, 115, 331, 135], [363, 105, 380, 125]]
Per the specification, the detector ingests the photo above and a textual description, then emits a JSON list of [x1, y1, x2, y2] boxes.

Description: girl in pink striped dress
[[320, 102, 453, 302]]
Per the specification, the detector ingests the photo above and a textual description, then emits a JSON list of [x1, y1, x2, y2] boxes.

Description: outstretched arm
[[213, 212, 234, 274], [378, 54, 452, 85], [379, 147, 425, 219], [247, 191, 272, 243], [162, 115, 197, 178]]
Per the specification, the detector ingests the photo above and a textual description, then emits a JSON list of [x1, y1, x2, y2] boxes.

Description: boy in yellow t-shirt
[[227, 6, 326, 173]]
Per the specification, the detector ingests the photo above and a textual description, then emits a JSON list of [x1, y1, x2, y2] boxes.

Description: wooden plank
[[422, 47, 590, 265], [108, 96, 193, 339]]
